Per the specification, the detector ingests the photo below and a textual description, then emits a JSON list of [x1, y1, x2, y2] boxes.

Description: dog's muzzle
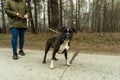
[[66, 33, 71, 40]]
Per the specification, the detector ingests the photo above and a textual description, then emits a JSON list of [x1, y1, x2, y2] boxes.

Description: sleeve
[[4, 0, 16, 17]]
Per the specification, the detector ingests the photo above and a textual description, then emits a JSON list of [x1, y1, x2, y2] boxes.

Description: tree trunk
[[27, 0, 35, 33], [47, 0, 51, 29], [43, 0, 46, 31], [76, 0, 81, 31], [59, 0, 62, 28], [69, 0, 73, 27], [34, 0, 38, 33], [1, 0, 6, 33], [111, 0, 114, 32], [49, 0, 59, 30]]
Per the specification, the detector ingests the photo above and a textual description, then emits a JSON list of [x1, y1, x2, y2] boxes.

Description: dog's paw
[[50, 60, 55, 69], [67, 63, 71, 67], [42, 61, 46, 64], [50, 65, 55, 69], [66, 60, 71, 66]]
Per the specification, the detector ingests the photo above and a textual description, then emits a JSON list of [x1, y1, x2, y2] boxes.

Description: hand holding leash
[[16, 13, 22, 18], [23, 15, 28, 19], [16, 13, 28, 19]]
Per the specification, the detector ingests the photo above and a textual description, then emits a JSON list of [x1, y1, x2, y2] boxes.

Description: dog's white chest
[[58, 40, 70, 54]]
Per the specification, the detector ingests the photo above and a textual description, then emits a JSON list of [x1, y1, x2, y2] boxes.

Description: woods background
[[0, 0, 120, 33]]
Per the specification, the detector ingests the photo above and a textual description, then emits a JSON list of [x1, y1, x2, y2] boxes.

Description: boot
[[19, 50, 25, 56], [13, 53, 18, 60]]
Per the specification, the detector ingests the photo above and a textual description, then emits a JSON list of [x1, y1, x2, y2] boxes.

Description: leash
[[47, 28, 59, 34], [70, 51, 79, 64], [59, 51, 79, 80]]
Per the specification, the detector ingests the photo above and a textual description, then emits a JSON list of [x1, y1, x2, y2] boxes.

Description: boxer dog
[[42, 27, 76, 69]]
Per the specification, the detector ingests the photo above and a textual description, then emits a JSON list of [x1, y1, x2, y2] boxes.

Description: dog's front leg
[[50, 60, 54, 69], [50, 49, 58, 69], [64, 51, 70, 66]]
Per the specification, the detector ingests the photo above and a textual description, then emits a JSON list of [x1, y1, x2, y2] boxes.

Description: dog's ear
[[59, 27, 67, 32], [70, 28, 77, 33]]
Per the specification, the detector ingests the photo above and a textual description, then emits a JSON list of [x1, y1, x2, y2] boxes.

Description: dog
[[42, 27, 76, 69]]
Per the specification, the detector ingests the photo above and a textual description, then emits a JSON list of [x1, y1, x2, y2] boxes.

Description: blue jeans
[[11, 28, 25, 54]]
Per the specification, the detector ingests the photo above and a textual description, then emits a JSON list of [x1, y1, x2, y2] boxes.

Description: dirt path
[[0, 48, 120, 80]]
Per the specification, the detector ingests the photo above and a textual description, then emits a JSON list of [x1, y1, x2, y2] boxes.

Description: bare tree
[[34, 0, 38, 33], [76, 0, 81, 31], [1, 0, 6, 33], [43, 0, 46, 31], [2, 0, 120, 33], [27, 0, 35, 33], [59, 0, 62, 28], [48, 0, 59, 30]]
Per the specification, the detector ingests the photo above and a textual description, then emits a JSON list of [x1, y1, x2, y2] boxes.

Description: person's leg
[[19, 29, 26, 56], [11, 28, 19, 59]]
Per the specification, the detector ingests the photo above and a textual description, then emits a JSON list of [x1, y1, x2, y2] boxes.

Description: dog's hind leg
[[42, 42, 51, 64]]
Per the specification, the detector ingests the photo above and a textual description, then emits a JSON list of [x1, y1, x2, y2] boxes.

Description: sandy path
[[0, 48, 120, 80]]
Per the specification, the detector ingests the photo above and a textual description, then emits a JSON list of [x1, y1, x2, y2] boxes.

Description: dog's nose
[[66, 33, 71, 37]]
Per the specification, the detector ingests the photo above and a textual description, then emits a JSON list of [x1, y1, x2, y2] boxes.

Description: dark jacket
[[4, 0, 29, 29]]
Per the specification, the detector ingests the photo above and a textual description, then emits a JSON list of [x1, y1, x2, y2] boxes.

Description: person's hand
[[23, 15, 28, 19], [16, 13, 22, 18]]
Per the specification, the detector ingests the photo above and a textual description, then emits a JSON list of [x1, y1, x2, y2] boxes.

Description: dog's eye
[[63, 29, 67, 33], [69, 29, 73, 33], [69, 30, 72, 33]]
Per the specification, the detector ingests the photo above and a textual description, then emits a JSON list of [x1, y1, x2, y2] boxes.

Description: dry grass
[[0, 32, 120, 55]]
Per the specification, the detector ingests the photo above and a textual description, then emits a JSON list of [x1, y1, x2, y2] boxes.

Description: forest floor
[[0, 32, 120, 55]]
